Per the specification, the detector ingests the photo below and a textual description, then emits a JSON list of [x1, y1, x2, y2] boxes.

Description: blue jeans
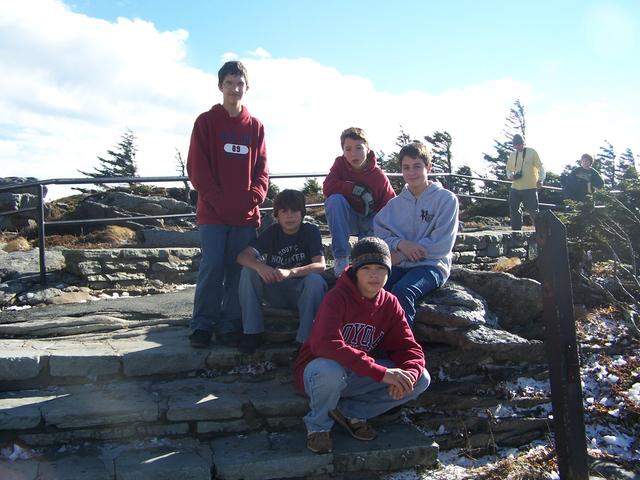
[[303, 357, 430, 433], [385, 265, 443, 329], [190, 224, 256, 336], [238, 268, 327, 343], [325, 194, 374, 258]]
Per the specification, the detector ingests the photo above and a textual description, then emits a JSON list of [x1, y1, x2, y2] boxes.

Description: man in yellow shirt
[[505, 134, 545, 230]]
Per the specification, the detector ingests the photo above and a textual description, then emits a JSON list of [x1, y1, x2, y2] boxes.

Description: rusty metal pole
[[536, 210, 589, 479], [37, 184, 47, 285]]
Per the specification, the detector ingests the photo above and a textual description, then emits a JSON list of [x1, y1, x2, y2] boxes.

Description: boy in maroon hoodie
[[187, 61, 268, 348], [323, 127, 395, 277], [293, 237, 430, 454]]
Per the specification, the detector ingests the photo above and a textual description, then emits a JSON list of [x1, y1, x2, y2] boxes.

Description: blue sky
[[1, 0, 638, 197], [69, 0, 638, 101]]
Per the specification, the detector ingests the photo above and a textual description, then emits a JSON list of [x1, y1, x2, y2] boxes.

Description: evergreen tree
[[302, 178, 322, 197], [596, 140, 616, 189], [377, 128, 413, 193], [450, 165, 475, 209], [618, 148, 637, 183], [425, 131, 453, 188], [538, 171, 564, 208], [79, 129, 138, 188], [267, 180, 280, 200], [478, 99, 526, 215]]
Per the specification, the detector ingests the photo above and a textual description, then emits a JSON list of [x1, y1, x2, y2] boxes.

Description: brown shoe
[[306, 431, 332, 454], [329, 409, 377, 441]]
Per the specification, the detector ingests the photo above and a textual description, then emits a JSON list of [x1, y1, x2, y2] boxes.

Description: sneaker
[[238, 333, 263, 354], [329, 409, 377, 441], [189, 329, 211, 348], [217, 331, 241, 347], [306, 431, 332, 454], [333, 257, 349, 278]]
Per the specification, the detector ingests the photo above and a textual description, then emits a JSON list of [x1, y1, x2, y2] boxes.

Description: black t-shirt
[[250, 222, 323, 269]]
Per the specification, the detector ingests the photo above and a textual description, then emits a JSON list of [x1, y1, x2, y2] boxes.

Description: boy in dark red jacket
[[293, 237, 430, 454], [323, 127, 395, 277], [187, 61, 268, 348]]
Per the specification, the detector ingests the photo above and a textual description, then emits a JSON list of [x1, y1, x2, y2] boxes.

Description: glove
[[352, 184, 375, 216]]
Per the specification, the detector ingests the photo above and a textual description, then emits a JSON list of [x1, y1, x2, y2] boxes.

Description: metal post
[[536, 210, 589, 479], [37, 184, 47, 285]]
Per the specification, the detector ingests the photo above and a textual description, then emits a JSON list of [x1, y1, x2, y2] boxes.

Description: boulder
[[450, 267, 544, 339], [0, 177, 47, 230], [415, 281, 497, 328]]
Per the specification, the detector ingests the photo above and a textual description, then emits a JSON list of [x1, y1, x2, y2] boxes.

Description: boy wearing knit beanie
[[293, 237, 430, 454]]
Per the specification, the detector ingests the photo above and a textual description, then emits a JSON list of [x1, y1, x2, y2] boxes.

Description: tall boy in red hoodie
[[187, 61, 268, 348], [323, 127, 396, 277], [293, 237, 430, 454]]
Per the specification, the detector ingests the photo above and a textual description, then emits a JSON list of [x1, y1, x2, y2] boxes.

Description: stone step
[[0, 426, 439, 479], [0, 325, 299, 391], [1, 373, 547, 451], [0, 322, 545, 393], [1, 372, 310, 446]]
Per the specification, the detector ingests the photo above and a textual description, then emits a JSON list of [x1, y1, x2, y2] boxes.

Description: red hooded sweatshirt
[[322, 150, 396, 215], [187, 104, 268, 227], [293, 268, 425, 394]]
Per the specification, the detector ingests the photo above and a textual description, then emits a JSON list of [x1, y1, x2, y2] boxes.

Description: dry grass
[[2, 236, 31, 252], [491, 257, 522, 272], [42, 226, 137, 249], [466, 445, 557, 480]]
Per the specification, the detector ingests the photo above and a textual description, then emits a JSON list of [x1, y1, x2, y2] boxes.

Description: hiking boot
[[217, 331, 241, 347], [306, 431, 332, 454], [189, 329, 211, 348], [238, 333, 263, 354], [333, 257, 349, 278], [329, 409, 377, 441]]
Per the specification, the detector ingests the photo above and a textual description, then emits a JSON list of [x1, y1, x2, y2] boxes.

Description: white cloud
[[221, 51, 239, 62], [0, 0, 638, 200], [249, 47, 271, 58]]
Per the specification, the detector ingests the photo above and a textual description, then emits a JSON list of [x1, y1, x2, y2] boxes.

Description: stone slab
[[332, 423, 439, 472], [19, 422, 190, 447], [0, 346, 44, 381], [248, 382, 308, 417], [115, 448, 211, 480], [0, 393, 54, 430], [154, 378, 246, 422], [205, 344, 296, 371], [0, 460, 39, 480], [36, 453, 113, 480], [212, 431, 333, 480], [42, 340, 121, 378], [111, 329, 208, 377], [197, 419, 248, 435], [41, 382, 158, 429]]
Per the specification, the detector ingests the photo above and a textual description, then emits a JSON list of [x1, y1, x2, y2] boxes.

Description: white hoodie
[[373, 181, 459, 281]]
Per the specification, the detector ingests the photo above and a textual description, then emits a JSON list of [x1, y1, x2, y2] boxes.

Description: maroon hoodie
[[187, 104, 268, 227], [293, 268, 425, 394], [322, 150, 396, 215]]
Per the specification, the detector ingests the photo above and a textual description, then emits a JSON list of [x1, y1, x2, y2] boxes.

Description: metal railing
[[1, 172, 564, 284]]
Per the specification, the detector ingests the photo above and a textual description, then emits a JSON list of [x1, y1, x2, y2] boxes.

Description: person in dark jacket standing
[[561, 153, 604, 201], [187, 61, 268, 348]]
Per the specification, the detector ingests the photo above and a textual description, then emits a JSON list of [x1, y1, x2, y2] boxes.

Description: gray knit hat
[[512, 134, 524, 145], [351, 237, 392, 274]]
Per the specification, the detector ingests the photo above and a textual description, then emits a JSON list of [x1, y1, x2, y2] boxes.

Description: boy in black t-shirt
[[237, 189, 328, 353]]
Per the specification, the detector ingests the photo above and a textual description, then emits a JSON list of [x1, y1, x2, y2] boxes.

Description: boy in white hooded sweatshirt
[[373, 142, 459, 329]]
